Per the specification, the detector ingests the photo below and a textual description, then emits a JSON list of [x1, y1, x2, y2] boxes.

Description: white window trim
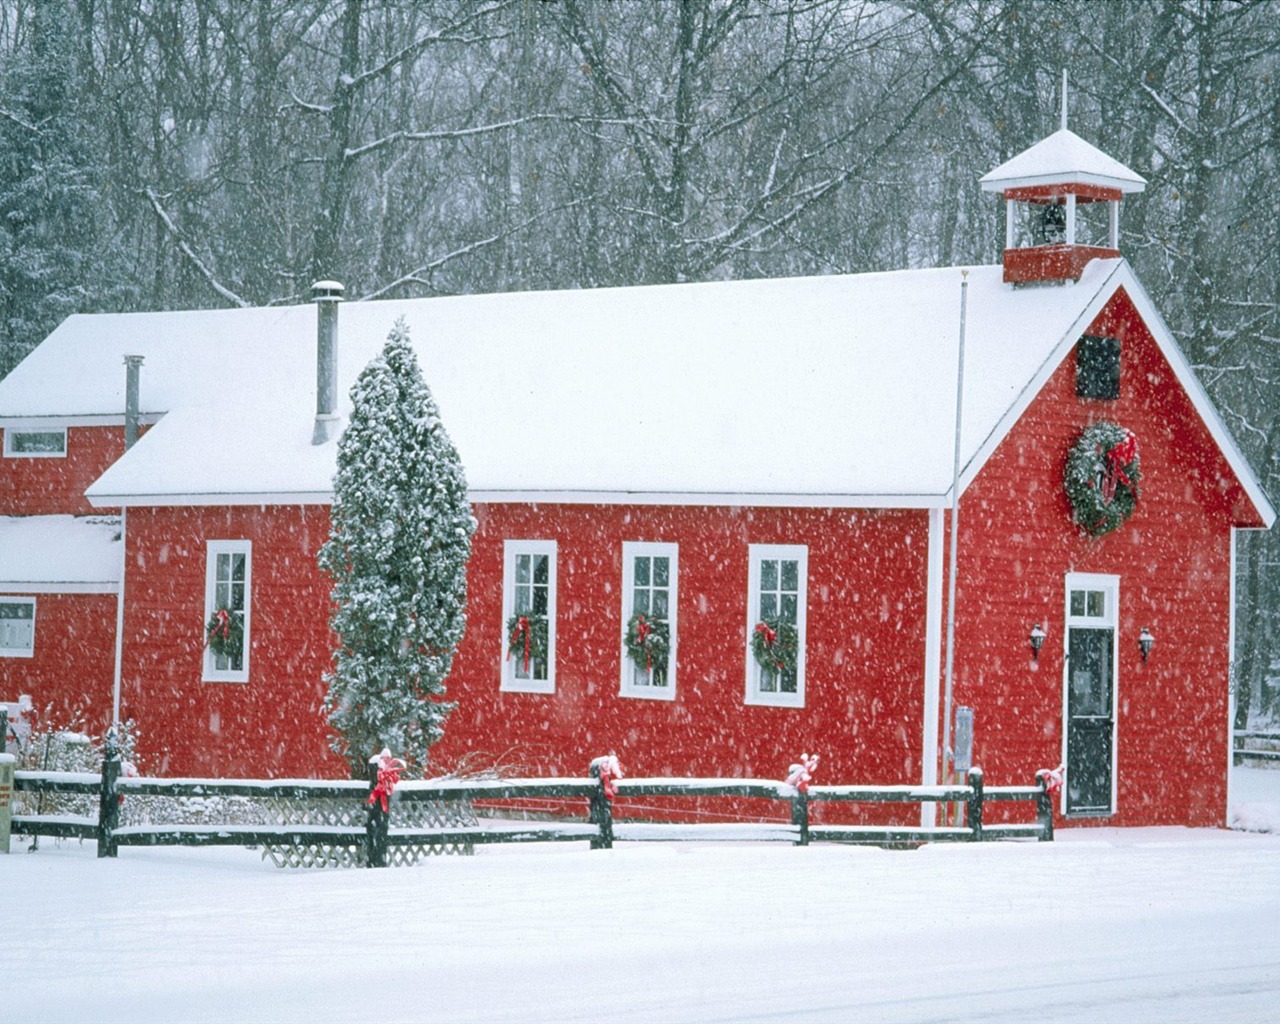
[[1061, 572, 1120, 817], [0, 596, 36, 658], [500, 539, 557, 694], [745, 543, 808, 708], [619, 541, 678, 701], [3, 424, 67, 458], [203, 539, 252, 684]]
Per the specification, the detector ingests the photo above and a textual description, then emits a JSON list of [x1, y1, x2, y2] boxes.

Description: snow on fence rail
[[1234, 730, 1280, 764], [11, 761, 1053, 865]]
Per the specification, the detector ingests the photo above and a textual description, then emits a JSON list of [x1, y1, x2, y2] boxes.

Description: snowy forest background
[[1, 0, 1278, 722]]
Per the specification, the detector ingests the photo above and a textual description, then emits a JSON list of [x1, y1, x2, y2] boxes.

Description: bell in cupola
[[1037, 202, 1067, 245]]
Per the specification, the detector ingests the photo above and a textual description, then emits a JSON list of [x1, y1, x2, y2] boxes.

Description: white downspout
[[941, 272, 969, 805], [921, 506, 944, 827]]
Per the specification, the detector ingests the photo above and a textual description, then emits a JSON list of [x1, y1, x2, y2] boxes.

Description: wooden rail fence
[[13, 757, 1053, 865]]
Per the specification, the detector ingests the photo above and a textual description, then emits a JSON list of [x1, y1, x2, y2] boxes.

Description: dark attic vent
[[1077, 334, 1120, 399]]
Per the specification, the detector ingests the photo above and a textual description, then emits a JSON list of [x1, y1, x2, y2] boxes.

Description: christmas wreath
[[624, 612, 670, 674], [751, 617, 799, 678], [1064, 421, 1142, 536], [205, 607, 244, 659], [506, 612, 548, 674]]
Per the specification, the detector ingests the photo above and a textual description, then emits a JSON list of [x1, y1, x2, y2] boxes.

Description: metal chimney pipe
[[311, 280, 344, 445], [123, 355, 144, 451]]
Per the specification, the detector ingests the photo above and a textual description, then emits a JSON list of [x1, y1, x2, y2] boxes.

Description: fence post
[[966, 767, 984, 841], [365, 759, 388, 868], [588, 763, 613, 850], [791, 788, 810, 846], [0, 707, 7, 754], [97, 732, 120, 858], [1035, 775, 1054, 842]]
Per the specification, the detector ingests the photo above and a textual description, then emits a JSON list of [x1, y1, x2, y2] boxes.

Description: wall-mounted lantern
[[1029, 623, 1047, 661], [1138, 627, 1155, 662]]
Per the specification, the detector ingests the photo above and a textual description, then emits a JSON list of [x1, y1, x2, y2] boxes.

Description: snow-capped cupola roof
[[980, 129, 1146, 196]]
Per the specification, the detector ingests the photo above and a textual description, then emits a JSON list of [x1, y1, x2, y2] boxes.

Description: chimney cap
[[311, 280, 345, 301]]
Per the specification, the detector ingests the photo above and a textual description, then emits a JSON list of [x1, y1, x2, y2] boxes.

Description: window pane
[[780, 594, 797, 623], [515, 554, 531, 584], [761, 560, 778, 591], [532, 586, 548, 615], [634, 557, 650, 586], [653, 558, 669, 587], [231, 554, 246, 581], [0, 603, 33, 620], [11, 431, 65, 453], [533, 555, 549, 586], [1087, 591, 1105, 617], [633, 590, 650, 614], [515, 586, 531, 613], [1070, 591, 1086, 616], [780, 560, 798, 592], [652, 591, 668, 618], [760, 594, 778, 619]]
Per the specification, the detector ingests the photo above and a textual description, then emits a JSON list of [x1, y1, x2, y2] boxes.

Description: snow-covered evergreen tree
[[318, 319, 475, 775]]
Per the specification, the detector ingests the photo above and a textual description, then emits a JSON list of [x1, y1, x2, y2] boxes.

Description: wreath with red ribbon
[[1065, 421, 1142, 536], [506, 613, 548, 674], [624, 612, 670, 674], [750, 617, 799, 679], [204, 607, 244, 660]]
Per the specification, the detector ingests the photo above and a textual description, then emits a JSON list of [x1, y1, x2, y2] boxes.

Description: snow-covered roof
[[0, 259, 1270, 526], [980, 129, 1146, 194], [0, 516, 121, 592]]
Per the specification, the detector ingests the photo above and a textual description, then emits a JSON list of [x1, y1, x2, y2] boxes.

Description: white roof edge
[[0, 414, 162, 429], [956, 260, 1275, 529], [87, 488, 950, 510], [0, 581, 119, 594], [979, 173, 1146, 194], [957, 262, 1129, 498]]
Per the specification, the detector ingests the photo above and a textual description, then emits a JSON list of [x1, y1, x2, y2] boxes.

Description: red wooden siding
[[0, 592, 117, 736], [0, 426, 126, 516], [437, 505, 930, 796], [119, 504, 338, 778], [950, 287, 1242, 827]]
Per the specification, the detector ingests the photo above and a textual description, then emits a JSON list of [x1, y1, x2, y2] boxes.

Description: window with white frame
[[501, 540, 556, 693], [0, 597, 36, 657], [203, 540, 251, 683], [745, 544, 808, 707], [3, 427, 66, 457], [620, 542, 678, 699]]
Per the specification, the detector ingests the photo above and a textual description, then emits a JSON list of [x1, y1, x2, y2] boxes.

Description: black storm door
[[1066, 626, 1115, 814]]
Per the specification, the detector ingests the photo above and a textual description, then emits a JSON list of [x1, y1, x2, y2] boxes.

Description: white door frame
[[1062, 572, 1120, 816]]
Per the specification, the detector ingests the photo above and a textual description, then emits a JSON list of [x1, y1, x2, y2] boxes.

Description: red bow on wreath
[[210, 608, 231, 641], [509, 615, 532, 673], [755, 622, 785, 670], [1101, 432, 1138, 504], [367, 748, 407, 813], [635, 615, 653, 670]]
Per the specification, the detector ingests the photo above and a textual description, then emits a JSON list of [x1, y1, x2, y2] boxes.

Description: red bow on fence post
[[367, 748, 407, 813], [786, 752, 819, 793], [1036, 764, 1065, 798], [591, 752, 624, 801]]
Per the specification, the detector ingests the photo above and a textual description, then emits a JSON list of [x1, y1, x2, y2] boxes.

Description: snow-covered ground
[[7, 768, 1280, 1023]]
